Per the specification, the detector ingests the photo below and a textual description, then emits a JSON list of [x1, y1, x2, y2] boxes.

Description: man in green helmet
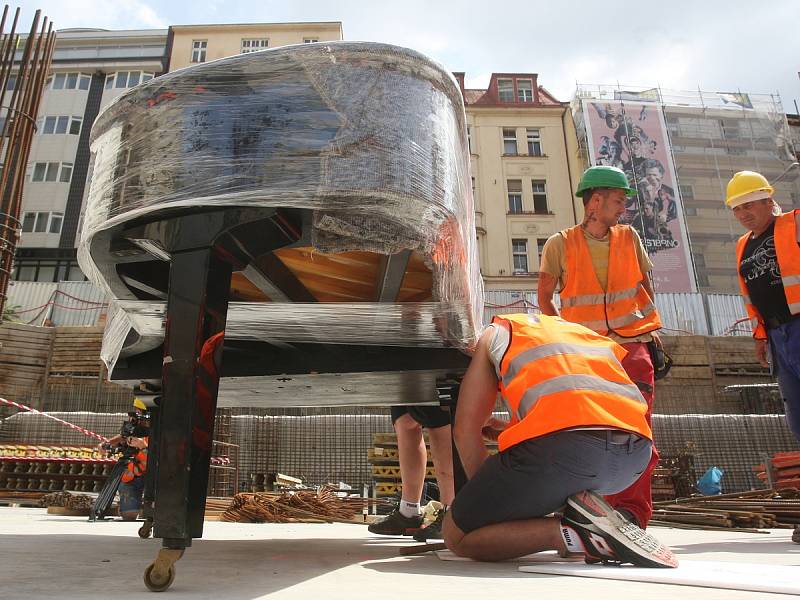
[[537, 165, 663, 530]]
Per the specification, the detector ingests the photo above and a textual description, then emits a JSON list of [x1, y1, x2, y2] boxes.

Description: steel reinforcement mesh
[[652, 414, 798, 493], [1, 387, 797, 494]]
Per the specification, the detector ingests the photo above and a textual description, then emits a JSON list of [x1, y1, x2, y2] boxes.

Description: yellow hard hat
[[133, 398, 147, 411], [725, 171, 774, 208]]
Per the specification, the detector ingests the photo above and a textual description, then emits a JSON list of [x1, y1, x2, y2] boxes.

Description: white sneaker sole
[[567, 491, 678, 568]]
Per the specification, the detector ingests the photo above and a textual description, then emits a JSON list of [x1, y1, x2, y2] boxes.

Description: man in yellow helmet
[[728, 170, 800, 544]]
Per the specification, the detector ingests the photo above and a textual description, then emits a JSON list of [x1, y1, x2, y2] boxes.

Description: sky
[[16, 0, 800, 113]]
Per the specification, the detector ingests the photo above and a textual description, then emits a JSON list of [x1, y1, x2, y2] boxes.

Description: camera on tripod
[[102, 411, 151, 455]]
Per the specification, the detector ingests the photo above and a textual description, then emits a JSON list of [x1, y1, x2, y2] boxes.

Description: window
[[467, 126, 473, 153], [471, 177, 476, 198], [507, 179, 523, 213], [693, 253, 706, 267], [512, 239, 529, 273], [31, 161, 70, 183], [6, 75, 15, 91], [52, 72, 91, 90], [303, 38, 319, 43], [21, 212, 35, 232], [105, 71, 154, 90], [49, 212, 63, 234], [679, 184, 694, 200], [684, 207, 698, 216], [44, 162, 59, 182], [41, 116, 82, 136], [241, 38, 269, 53], [696, 273, 710, 287], [537, 239, 547, 265], [498, 78, 514, 102], [21, 211, 62, 234], [517, 79, 533, 103], [502, 128, 518, 155], [526, 128, 542, 156], [59, 162, 73, 183], [532, 180, 548, 213], [191, 40, 207, 63]]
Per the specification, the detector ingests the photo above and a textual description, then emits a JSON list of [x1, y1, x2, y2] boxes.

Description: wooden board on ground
[[519, 561, 800, 596], [437, 550, 582, 563], [47, 506, 90, 516]]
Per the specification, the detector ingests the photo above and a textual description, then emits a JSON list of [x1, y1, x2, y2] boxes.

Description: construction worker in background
[[442, 313, 677, 568], [538, 165, 663, 529], [100, 398, 149, 521], [728, 170, 800, 545], [367, 406, 454, 541]]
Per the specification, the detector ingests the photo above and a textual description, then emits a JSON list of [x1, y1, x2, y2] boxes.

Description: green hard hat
[[575, 165, 636, 197]]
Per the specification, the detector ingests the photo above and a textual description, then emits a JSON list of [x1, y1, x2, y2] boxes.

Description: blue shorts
[[118, 476, 145, 514], [450, 429, 652, 533]]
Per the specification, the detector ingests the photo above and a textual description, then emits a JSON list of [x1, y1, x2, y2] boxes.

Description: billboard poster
[[582, 99, 696, 292]]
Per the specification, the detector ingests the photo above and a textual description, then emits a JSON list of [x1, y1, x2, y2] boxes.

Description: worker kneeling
[[443, 314, 677, 568]]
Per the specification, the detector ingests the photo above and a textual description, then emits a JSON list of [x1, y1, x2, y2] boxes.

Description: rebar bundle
[[220, 487, 385, 524], [0, 6, 55, 318]]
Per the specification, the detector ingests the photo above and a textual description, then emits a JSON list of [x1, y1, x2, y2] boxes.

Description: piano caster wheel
[[143, 548, 183, 592], [139, 520, 153, 539]]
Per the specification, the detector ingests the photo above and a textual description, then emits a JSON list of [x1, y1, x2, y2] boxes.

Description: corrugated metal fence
[[5, 281, 107, 327], [5, 281, 751, 336], [485, 290, 751, 336]]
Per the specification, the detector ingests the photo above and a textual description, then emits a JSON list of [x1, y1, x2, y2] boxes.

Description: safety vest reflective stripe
[[783, 274, 800, 287], [572, 302, 657, 332], [561, 287, 641, 308], [517, 374, 646, 419], [502, 342, 618, 386]]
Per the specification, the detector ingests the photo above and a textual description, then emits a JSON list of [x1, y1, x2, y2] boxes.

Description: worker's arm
[[538, 272, 559, 316], [454, 330, 500, 479], [537, 234, 562, 316]]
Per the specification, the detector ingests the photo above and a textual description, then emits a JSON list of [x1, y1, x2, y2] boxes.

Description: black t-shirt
[[739, 221, 792, 323]]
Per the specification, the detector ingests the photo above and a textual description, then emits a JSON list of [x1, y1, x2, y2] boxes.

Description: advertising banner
[[582, 99, 696, 292]]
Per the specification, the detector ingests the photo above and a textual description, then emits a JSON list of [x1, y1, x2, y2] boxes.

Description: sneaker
[[564, 490, 678, 568], [413, 506, 446, 542], [793, 526, 800, 544], [367, 508, 422, 536]]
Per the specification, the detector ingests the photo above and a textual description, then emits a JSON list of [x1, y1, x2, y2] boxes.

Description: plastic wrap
[[79, 42, 482, 369]]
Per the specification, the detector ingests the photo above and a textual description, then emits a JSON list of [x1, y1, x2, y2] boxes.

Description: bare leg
[[442, 510, 566, 561], [394, 413, 426, 503], [427, 424, 455, 505]]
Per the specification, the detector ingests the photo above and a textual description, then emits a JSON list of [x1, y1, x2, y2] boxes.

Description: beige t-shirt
[[539, 226, 654, 344]]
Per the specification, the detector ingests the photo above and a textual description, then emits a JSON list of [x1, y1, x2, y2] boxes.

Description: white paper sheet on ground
[[437, 550, 582, 563], [519, 560, 800, 595]]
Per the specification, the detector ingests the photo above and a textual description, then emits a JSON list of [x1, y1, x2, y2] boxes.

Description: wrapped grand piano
[[78, 41, 482, 589]]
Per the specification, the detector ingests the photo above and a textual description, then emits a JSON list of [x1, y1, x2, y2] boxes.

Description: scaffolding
[[572, 84, 800, 294]]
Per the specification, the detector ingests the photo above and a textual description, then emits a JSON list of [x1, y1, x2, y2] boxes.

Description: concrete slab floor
[[0, 507, 798, 600]]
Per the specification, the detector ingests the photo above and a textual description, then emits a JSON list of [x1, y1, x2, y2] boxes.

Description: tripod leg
[[89, 461, 126, 521]]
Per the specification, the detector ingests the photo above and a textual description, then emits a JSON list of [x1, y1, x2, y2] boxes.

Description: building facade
[[166, 22, 342, 72], [456, 73, 583, 292], [574, 86, 800, 294], [14, 27, 168, 282]]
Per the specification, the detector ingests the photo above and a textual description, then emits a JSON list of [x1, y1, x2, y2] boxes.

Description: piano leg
[[143, 247, 232, 592]]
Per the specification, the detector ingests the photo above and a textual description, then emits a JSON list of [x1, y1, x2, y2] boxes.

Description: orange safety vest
[[494, 313, 652, 452], [736, 210, 800, 340], [121, 440, 148, 483], [560, 225, 661, 337]]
